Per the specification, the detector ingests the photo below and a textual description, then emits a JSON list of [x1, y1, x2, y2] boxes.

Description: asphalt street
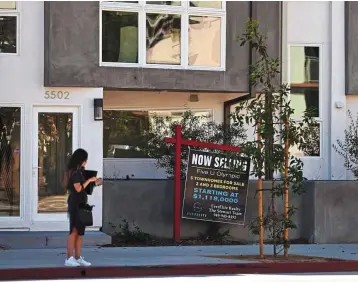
[[12, 274, 358, 282]]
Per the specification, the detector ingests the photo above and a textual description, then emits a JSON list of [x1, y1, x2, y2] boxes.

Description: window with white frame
[[0, 1, 18, 54], [103, 109, 212, 158], [289, 45, 321, 157], [100, 1, 226, 70]]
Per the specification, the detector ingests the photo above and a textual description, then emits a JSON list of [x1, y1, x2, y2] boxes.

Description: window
[[0, 1, 18, 54], [37, 113, 73, 214], [100, 1, 226, 70], [289, 45, 321, 157], [103, 109, 211, 158], [0, 107, 21, 217]]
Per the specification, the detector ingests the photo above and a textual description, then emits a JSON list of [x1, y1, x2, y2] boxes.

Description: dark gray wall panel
[[44, 1, 281, 92], [346, 2, 358, 94], [252, 1, 281, 91], [254, 1, 281, 61], [103, 179, 358, 243]]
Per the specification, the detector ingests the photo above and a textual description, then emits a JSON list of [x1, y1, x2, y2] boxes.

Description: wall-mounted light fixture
[[94, 98, 103, 121], [189, 94, 199, 102]]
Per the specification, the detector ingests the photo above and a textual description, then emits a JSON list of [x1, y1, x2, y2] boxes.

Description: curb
[[1, 261, 358, 280]]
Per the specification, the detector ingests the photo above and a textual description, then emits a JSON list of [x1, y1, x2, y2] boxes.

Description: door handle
[[33, 167, 42, 169]]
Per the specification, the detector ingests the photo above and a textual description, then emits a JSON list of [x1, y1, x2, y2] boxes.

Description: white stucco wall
[[0, 1, 103, 230], [103, 90, 242, 179]]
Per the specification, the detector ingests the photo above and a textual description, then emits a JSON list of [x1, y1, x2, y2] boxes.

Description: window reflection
[[289, 123, 320, 157], [289, 46, 320, 157], [103, 110, 211, 158], [190, 1, 221, 9], [0, 107, 21, 217], [0, 1, 16, 9], [102, 1, 138, 3], [37, 113, 73, 213], [146, 13, 181, 65], [189, 16, 221, 67], [147, 1, 180, 5], [102, 11, 139, 63], [0, 16, 17, 54], [290, 46, 319, 118]]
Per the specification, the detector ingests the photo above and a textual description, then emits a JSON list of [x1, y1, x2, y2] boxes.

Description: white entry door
[[32, 107, 79, 230]]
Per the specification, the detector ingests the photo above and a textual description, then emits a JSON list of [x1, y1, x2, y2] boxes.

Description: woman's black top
[[67, 169, 88, 214]]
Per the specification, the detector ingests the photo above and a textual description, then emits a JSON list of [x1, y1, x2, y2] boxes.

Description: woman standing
[[64, 148, 99, 267]]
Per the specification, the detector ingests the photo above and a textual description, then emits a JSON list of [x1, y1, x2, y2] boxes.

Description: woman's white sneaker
[[77, 256, 91, 266], [65, 256, 80, 267]]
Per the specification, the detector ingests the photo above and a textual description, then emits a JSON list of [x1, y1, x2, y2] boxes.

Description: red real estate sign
[[182, 149, 250, 225], [164, 125, 246, 241]]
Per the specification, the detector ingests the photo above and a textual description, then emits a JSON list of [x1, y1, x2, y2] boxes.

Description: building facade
[[0, 1, 103, 231], [0, 1, 355, 232]]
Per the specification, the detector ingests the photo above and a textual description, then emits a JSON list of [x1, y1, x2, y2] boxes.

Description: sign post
[[165, 125, 243, 242], [257, 120, 264, 258], [174, 125, 182, 242]]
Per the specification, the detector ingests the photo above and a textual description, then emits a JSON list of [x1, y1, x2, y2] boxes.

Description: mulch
[[104, 237, 256, 247], [103, 237, 310, 247], [208, 254, 347, 263]]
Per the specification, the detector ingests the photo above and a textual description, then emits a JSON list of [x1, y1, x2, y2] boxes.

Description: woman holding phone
[[64, 148, 102, 267]]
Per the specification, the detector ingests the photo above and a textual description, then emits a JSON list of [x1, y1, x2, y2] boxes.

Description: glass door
[[32, 107, 79, 222], [0, 107, 21, 217]]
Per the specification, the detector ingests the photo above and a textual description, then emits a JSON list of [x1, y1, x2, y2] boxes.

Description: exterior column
[[329, 1, 347, 180]]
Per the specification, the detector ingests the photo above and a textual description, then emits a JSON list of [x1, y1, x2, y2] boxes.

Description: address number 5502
[[44, 90, 70, 100]]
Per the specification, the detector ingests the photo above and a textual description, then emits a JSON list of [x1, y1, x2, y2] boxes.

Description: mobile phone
[[95, 178, 103, 186]]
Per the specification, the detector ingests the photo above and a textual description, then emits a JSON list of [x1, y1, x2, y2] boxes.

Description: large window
[[103, 109, 211, 158], [100, 1, 226, 70], [289, 45, 321, 157], [0, 1, 18, 54]]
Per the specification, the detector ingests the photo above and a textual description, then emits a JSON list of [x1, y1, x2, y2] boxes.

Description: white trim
[[31, 106, 80, 225], [138, 8, 145, 65], [0, 104, 25, 227], [99, 0, 226, 71], [103, 107, 214, 118], [287, 43, 323, 159], [99, 5, 103, 65], [0, 1, 20, 56], [329, 1, 346, 180], [181, 11, 188, 67], [100, 61, 225, 71], [103, 106, 215, 123], [219, 8, 226, 71]]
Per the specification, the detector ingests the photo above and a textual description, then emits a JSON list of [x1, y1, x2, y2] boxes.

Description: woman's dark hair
[[63, 148, 88, 191], [67, 148, 88, 170]]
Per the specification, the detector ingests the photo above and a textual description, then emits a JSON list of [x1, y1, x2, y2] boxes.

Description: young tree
[[142, 111, 246, 179], [233, 19, 318, 256], [333, 110, 358, 179]]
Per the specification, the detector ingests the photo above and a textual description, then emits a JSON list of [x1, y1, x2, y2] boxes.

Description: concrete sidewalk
[[1, 244, 358, 269], [1, 245, 358, 280]]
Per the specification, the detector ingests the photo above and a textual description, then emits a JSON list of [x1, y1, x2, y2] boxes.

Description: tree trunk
[[264, 92, 274, 180], [271, 180, 277, 256]]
